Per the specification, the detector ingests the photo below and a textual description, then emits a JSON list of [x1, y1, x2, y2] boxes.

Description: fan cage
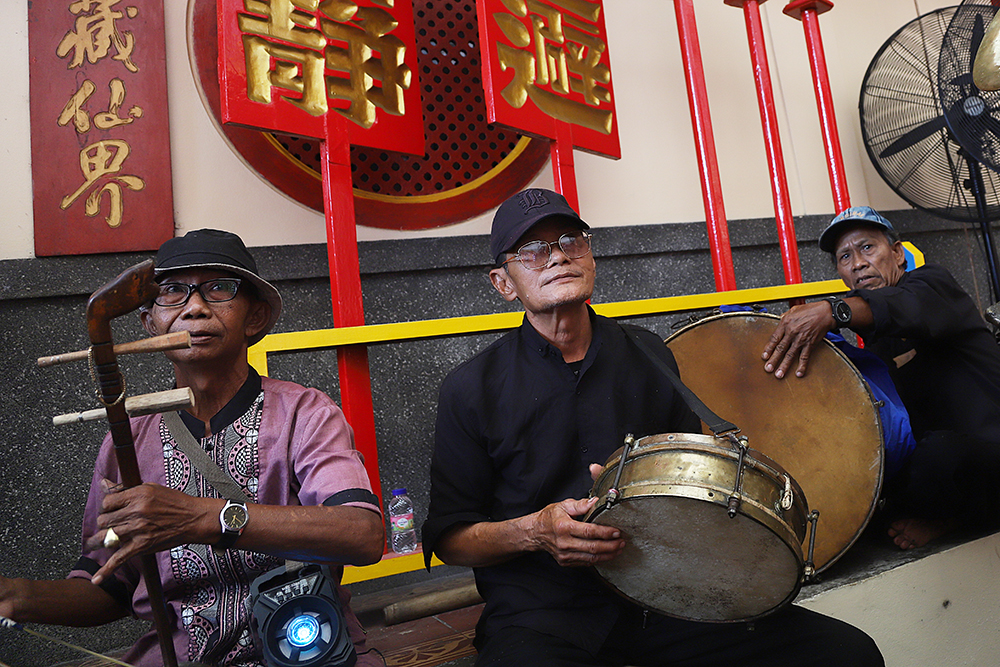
[[860, 6, 1000, 223]]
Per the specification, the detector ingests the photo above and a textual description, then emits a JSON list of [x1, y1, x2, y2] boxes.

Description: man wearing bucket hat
[[423, 189, 883, 667], [0, 230, 385, 666], [763, 206, 1000, 550]]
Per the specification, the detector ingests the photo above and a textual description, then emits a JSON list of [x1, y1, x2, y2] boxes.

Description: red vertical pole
[[551, 121, 580, 212], [784, 1, 850, 212], [673, 0, 738, 292], [726, 0, 803, 286], [320, 122, 383, 509]]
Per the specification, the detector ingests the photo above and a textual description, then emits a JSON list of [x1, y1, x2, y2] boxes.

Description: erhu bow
[[85, 258, 180, 667]]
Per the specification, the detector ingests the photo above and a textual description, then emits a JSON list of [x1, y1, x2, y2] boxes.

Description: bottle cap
[[392, 488, 407, 495]]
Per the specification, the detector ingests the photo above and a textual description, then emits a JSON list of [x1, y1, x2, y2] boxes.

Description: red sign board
[[28, 0, 175, 257], [217, 0, 423, 155], [477, 0, 620, 159]]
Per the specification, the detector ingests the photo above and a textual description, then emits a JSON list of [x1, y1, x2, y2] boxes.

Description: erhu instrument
[[40, 259, 194, 667]]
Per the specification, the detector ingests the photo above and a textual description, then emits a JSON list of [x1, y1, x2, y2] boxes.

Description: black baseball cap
[[153, 229, 282, 345], [490, 189, 589, 265]]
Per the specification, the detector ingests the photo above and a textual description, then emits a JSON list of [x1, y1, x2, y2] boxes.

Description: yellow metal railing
[[251, 241, 924, 584]]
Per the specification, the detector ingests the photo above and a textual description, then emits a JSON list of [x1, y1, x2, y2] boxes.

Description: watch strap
[[824, 296, 851, 325], [216, 501, 247, 551]]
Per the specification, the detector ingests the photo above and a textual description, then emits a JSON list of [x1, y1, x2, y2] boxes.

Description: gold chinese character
[[494, 0, 613, 134], [239, 0, 327, 50], [235, 0, 412, 127], [58, 80, 98, 133], [57, 0, 140, 73], [58, 79, 143, 133], [61, 140, 145, 229], [320, 1, 412, 127], [244, 35, 330, 115]]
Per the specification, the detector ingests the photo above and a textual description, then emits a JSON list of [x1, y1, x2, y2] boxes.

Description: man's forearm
[[235, 504, 385, 566], [0, 577, 127, 627], [434, 516, 537, 568], [844, 296, 874, 331]]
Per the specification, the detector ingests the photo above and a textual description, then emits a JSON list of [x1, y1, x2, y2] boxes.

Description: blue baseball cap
[[818, 206, 897, 253]]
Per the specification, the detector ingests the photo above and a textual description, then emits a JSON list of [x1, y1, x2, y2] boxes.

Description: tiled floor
[[51, 603, 482, 667]]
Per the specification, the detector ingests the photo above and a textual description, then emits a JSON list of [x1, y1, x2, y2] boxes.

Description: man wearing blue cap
[[423, 190, 884, 667], [0, 230, 385, 666], [763, 206, 1000, 550]]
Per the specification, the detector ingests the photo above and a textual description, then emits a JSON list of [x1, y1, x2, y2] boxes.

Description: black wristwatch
[[215, 500, 248, 551], [825, 296, 852, 327]]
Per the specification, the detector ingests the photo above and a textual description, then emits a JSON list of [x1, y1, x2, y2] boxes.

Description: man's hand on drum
[[762, 301, 835, 379], [528, 497, 625, 567]]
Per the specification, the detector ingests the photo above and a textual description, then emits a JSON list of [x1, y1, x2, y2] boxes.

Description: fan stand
[[961, 148, 1000, 301]]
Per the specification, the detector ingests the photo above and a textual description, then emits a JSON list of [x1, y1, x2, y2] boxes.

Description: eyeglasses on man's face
[[154, 278, 242, 307], [501, 230, 593, 271]]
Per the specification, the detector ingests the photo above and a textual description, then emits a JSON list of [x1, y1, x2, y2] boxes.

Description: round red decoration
[[189, 0, 549, 230]]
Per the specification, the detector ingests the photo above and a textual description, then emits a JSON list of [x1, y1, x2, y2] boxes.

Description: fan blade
[[949, 73, 976, 89], [879, 115, 948, 158]]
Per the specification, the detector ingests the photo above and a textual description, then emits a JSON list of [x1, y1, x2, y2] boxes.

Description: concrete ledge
[[798, 530, 1000, 666]]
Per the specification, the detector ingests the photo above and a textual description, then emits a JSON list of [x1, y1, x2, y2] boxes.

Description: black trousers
[[475, 604, 883, 667], [888, 430, 1000, 526]]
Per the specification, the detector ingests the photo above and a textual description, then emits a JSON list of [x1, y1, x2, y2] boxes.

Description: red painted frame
[[725, 0, 803, 286], [784, 1, 851, 213], [672, 0, 737, 292]]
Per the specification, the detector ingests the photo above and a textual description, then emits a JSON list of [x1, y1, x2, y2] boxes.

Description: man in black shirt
[[424, 189, 884, 667], [763, 206, 1000, 550]]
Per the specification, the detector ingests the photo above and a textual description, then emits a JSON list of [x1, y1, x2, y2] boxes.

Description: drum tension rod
[[724, 433, 749, 518], [602, 434, 635, 510], [803, 510, 821, 581]]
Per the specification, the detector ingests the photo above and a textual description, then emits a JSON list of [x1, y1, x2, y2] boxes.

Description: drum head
[[593, 495, 802, 622], [665, 311, 884, 572]]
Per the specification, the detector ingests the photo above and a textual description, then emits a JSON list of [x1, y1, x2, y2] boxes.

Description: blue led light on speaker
[[286, 614, 321, 649]]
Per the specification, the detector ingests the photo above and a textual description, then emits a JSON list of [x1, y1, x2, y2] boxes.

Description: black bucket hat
[[490, 188, 589, 265], [153, 229, 282, 345]]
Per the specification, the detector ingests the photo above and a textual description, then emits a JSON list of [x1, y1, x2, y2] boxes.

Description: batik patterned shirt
[[70, 372, 381, 667]]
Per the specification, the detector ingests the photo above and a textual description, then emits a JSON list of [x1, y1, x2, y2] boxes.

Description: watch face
[[831, 301, 851, 324], [222, 504, 248, 531]]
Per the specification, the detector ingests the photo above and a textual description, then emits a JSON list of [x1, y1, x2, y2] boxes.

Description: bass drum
[[665, 311, 884, 573]]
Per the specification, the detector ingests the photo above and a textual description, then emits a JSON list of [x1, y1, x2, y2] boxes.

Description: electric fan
[[859, 5, 1000, 300]]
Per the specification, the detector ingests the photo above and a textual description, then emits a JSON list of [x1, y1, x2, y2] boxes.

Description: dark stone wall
[[0, 209, 994, 664]]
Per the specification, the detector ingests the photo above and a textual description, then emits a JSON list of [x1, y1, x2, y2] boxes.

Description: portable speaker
[[250, 563, 357, 667]]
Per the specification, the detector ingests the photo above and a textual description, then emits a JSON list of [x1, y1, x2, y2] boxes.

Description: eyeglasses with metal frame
[[501, 230, 593, 271], [154, 278, 243, 307]]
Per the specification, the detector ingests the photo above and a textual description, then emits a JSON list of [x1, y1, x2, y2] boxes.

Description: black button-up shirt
[[423, 309, 700, 652], [852, 264, 1000, 443]]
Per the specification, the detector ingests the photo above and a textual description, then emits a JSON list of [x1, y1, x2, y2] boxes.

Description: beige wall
[[0, 0, 956, 261]]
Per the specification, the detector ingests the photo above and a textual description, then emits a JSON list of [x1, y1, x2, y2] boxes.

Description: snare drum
[[665, 311, 884, 572], [585, 432, 809, 623]]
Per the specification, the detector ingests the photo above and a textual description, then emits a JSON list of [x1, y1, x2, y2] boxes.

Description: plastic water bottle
[[387, 488, 418, 554]]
